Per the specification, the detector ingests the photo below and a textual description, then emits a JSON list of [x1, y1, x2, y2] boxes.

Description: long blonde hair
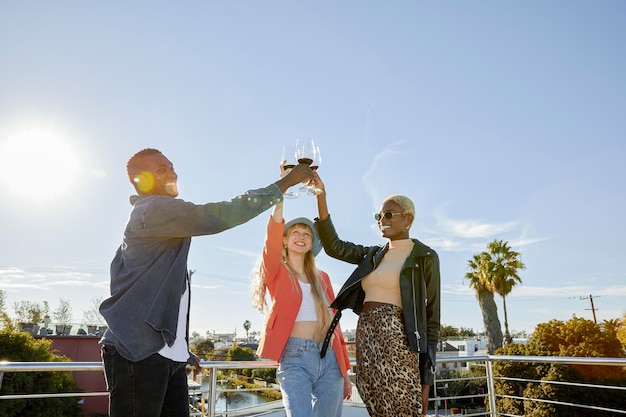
[[251, 224, 332, 339]]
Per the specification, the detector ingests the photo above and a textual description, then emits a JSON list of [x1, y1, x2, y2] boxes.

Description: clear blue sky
[[1, 2, 625, 338]]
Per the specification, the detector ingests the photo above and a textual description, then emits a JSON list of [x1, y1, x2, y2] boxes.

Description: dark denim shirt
[[99, 184, 283, 362]]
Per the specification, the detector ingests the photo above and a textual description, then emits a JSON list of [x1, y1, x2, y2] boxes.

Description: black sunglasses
[[374, 211, 405, 221]]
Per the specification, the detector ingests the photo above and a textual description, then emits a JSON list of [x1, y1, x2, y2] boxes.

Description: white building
[[436, 336, 530, 373], [436, 337, 490, 373]]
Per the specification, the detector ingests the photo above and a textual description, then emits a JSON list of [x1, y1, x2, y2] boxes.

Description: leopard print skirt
[[356, 303, 422, 417]]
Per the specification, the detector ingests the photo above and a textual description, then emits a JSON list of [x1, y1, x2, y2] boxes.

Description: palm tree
[[243, 320, 251, 342], [465, 252, 503, 354], [601, 318, 621, 338], [486, 240, 525, 345]]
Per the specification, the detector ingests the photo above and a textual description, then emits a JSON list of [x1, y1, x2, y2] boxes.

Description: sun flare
[[0, 128, 82, 202]]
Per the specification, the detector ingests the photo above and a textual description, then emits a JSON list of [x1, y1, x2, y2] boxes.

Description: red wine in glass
[[308, 144, 323, 194], [295, 138, 319, 193], [281, 146, 299, 198]]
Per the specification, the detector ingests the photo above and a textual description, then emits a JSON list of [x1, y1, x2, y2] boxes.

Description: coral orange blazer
[[256, 217, 351, 377]]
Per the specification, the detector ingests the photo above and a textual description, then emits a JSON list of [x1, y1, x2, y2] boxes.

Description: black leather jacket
[[315, 215, 440, 384]]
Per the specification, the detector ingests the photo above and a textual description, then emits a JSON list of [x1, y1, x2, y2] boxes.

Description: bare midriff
[[290, 321, 322, 341]]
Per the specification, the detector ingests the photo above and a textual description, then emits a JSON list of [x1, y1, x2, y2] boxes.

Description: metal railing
[[1, 355, 625, 416], [433, 355, 626, 416]]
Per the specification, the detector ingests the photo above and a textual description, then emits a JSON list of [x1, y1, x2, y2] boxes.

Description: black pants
[[102, 345, 189, 417]]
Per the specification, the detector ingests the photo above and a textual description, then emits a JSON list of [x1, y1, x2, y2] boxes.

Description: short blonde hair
[[383, 194, 415, 229], [383, 194, 415, 216]]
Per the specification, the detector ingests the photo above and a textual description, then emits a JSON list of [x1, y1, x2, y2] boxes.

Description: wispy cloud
[[429, 204, 550, 252], [363, 141, 406, 182], [0, 266, 108, 292], [437, 216, 519, 239], [363, 141, 408, 207], [360, 148, 549, 254]]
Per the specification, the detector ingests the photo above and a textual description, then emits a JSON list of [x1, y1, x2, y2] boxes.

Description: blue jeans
[[102, 345, 189, 417], [277, 337, 344, 417]]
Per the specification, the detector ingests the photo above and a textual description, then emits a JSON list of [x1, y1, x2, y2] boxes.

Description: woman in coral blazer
[[251, 197, 351, 417]]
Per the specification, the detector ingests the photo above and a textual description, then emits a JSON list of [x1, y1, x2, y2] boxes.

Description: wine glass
[[295, 138, 316, 166], [295, 138, 317, 193], [281, 146, 299, 198], [308, 144, 323, 195], [295, 138, 324, 195]]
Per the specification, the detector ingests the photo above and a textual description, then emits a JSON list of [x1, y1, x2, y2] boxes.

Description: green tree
[[486, 240, 525, 344], [459, 327, 477, 337], [465, 252, 503, 354], [251, 368, 277, 384], [616, 313, 626, 350], [493, 317, 626, 417], [530, 317, 624, 364], [225, 345, 256, 378], [0, 328, 83, 417], [191, 338, 215, 360], [439, 367, 487, 408], [440, 324, 460, 339], [13, 300, 45, 323], [1, 311, 14, 330], [440, 324, 478, 339], [600, 318, 621, 339], [225, 345, 255, 361]]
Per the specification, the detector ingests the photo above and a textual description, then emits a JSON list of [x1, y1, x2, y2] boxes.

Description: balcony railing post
[[486, 359, 497, 417], [209, 365, 217, 417]]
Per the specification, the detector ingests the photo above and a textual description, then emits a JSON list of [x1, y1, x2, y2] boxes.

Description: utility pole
[[580, 294, 599, 323]]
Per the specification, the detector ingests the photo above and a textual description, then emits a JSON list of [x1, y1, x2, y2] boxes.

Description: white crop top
[[295, 282, 317, 322]]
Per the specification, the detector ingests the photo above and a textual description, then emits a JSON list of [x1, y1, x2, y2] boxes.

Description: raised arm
[[313, 171, 329, 220], [312, 172, 371, 264]]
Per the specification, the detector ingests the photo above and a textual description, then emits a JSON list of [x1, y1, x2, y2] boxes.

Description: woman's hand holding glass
[[310, 170, 325, 195], [295, 138, 323, 195], [276, 162, 314, 195], [307, 145, 323, 195], [281, 146, 300, 198]]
